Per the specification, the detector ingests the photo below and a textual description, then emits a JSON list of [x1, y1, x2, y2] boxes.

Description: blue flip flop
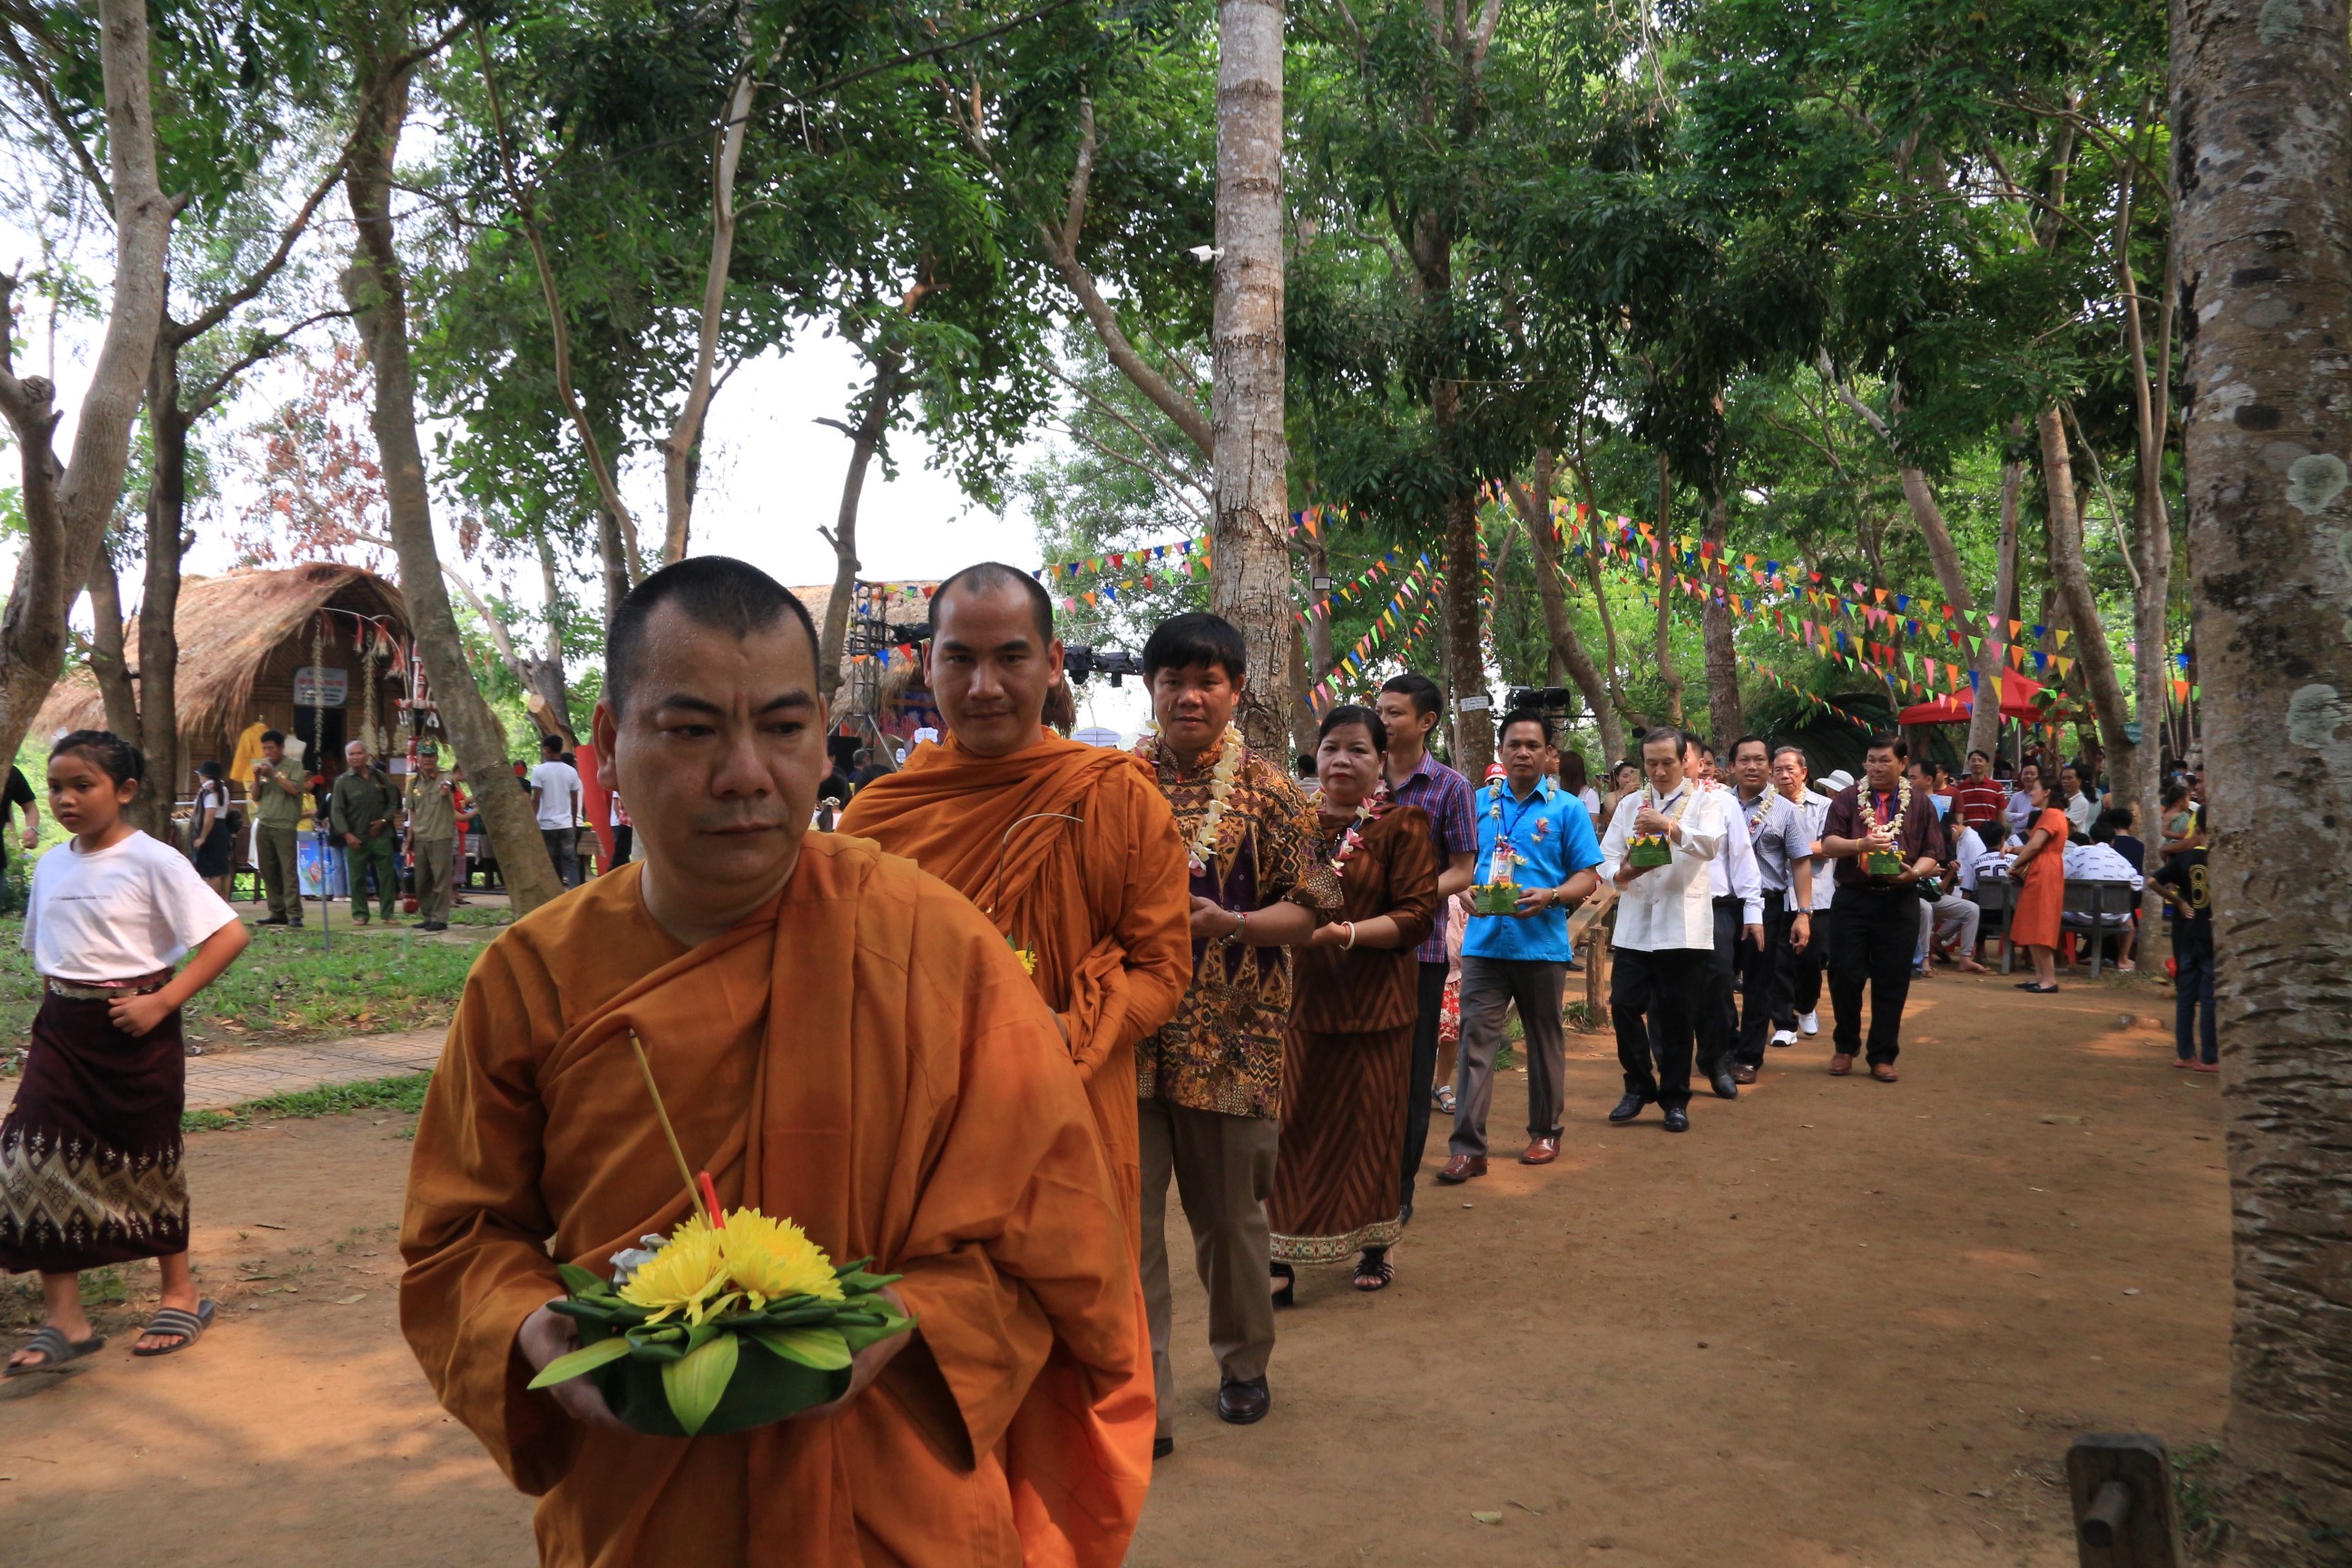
[[5, 1325, 106, 1377], [132, 1298, 217, 1357]]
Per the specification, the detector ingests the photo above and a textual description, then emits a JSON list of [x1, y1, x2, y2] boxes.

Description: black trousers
[[1615, 946, 1709, 1109], [1399, 959, 1449, 1220], [1773, 905, 1828, 1023], [1696, 897, 1742, 1077], [1828, 885, 1920, 1065], [1733, 891, 1788, 1067]]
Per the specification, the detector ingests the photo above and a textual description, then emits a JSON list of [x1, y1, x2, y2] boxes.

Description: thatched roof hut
[[37, 563, 411, 797]]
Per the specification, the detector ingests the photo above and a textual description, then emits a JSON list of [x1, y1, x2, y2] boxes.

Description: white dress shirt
[[1601, 782, 1728, 951], [1788, 789, 1836, 912]]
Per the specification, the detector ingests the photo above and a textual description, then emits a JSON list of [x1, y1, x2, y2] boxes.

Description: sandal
[[1353, 1249, 1395, 1292], [132, 1298, 216, 1357], [5, 1325, 106, 1377], [1433, 1084, 1456, 1116], [1269, 1263, 1296, 1309], [2018, 983, 2060, 995]]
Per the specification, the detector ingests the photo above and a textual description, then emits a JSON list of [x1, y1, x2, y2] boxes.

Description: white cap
[[1822, 769, 1855, 792]]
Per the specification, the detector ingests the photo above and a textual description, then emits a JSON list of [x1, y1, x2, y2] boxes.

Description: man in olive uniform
[[406, 741, 458, 932], [251, 730, 309, 926], [329, 738, 403, 924]]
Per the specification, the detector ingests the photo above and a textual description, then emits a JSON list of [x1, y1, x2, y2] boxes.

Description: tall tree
[[1208, 0, 1292, 749], [338, 2, 564, 914], [0, 0, 175, 763], [2172, 0, 2352, 1555]]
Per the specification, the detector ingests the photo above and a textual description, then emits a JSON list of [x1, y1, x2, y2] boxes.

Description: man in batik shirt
[[1133, 612, 1340, 1455]]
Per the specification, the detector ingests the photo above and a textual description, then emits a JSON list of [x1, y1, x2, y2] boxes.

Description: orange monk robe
[[836, 729, 1192, 1248], [399, 838, 1151, 1568]]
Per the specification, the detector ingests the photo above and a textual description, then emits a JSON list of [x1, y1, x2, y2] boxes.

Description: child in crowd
[[3, 730, 250, 1374]]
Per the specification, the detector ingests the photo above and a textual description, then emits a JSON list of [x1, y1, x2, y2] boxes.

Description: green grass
[[0, 918, 477, 1050], [182, 1071, 433, 1132]]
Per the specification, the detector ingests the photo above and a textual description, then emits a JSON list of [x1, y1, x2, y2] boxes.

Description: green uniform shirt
[[406, 774, 459, 843], [250, 765, 307, 830], [329, 766, 401, 841]]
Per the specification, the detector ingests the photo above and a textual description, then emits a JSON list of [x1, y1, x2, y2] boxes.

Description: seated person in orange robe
[[837, 563, 1192, 1249], [399, 557, 1149, 1568]]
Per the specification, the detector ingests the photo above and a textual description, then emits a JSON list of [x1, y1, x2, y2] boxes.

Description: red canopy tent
[[1896, 669, 2048, 725]]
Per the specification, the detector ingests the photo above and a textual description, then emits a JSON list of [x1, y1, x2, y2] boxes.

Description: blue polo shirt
[[1462, 775, 1604, 963]]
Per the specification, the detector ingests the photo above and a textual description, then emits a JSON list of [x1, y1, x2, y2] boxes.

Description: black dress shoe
[[1608, 1093, 1647, 1124], [1710, 1070, 1740, 1101], [1152, 1436, 1175, 1460], [1662, 1105, 1690, 1132], [1217, 1375, 1270, 1425]]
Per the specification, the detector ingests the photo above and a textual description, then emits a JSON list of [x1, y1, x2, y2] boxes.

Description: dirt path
[[1, 969, 2227, 1565]]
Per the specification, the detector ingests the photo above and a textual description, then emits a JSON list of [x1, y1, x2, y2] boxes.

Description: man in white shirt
[[1766, 747, 1833, 1046], [1683, 737, 1763, 1102], [527, 732, 583, 889], [1727, 736, 1812, 1082], [1599, 729, 1728, 1133]]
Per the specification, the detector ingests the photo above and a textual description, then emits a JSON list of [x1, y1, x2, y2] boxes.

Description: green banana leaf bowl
[[535, 1259, 915, 1438]]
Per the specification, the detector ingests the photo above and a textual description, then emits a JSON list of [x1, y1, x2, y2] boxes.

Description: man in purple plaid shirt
[[1376, 674, 1479, 1222]]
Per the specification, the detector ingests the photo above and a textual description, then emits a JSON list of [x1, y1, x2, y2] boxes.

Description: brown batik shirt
[[1135, 736, 1342, 1119]]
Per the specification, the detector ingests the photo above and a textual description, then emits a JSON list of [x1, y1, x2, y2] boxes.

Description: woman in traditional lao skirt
[[4, 732, 249, 1373], [1269, 706, 1437, 1298]]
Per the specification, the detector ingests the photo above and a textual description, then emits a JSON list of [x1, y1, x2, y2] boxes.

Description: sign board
[[1457, 694, 1493, 712], [293, 666, 349, 708]]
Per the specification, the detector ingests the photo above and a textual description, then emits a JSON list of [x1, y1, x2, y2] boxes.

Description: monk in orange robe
[[837, 563, 1192, 1248], [400, 558, 1150, 1567]]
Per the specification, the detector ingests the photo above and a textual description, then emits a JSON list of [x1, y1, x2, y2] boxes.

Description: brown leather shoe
[[1828, 1053, 1855, 1076], [1436, 1153, 1486, 1183], [1731, 1064, 1758, 1085], [1519, 1136, 1559, 1166], [1871, 1062, 1899, 1083]]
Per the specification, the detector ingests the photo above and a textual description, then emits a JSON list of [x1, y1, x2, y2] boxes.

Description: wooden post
[[2065, 1434, 2181, 1568]]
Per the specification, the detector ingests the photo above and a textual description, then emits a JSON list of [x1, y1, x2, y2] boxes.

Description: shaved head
[[606, 556, 818, 715], [933, 562, 1054, 645]]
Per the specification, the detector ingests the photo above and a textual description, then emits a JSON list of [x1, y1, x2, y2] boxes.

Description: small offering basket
[[1864, 849, 1906, 877], [1628, 834, 1674, 869], [532, 1220, 915, 1438], [1472, 880, 1522, 915]]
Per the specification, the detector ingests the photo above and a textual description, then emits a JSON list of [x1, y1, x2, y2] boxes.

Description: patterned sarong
[[0, 990, 190, 1273]]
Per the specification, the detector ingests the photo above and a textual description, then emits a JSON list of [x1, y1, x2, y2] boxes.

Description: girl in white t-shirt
[[2, 730, 250, 1376]]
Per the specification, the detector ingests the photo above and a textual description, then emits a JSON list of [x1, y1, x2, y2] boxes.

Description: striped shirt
[[1385, 750, 1477, 963]]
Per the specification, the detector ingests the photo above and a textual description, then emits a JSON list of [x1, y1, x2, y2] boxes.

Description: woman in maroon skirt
[[1269, 707, 1437, 1298], [4, 731, 249, 1373]]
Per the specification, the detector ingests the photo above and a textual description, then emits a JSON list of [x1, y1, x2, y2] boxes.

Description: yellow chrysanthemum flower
[[617, 1214, 730, 1324], [720, 1209, 847, 1309]]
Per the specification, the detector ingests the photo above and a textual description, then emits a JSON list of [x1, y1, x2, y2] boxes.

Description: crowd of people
[[0, 553, 2219, 1568]]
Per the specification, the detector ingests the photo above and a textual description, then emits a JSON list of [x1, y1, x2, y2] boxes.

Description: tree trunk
[[661, 56, 759, 564], [1966, 433, 2027, 760], [342, 38, 562, 916], [0, 0, 173, 765], [1304, 534, 1334, 676], [596, 500, 629, 628], [2174, 0, 2352, 1553], [1700, 486, 1742, 742], [1209, 0, 1297, 756], [1440, 488, 1493, 777], [140, 352, 187, 828], [517, 521, 575, 746], [2120, 165, 2179, 829], [1652, 451, 1686, 725], [84, 548, 141, 743], [816, 353, 906, 705], [2036, 407, 2140, 817], [1507, 459, 1623, 765]]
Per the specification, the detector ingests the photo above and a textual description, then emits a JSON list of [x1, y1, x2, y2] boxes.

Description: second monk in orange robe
[[838, 563, 1193, 1248]]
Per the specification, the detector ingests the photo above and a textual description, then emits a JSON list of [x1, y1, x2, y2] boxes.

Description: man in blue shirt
[[1439, 709, 1604, 1181]]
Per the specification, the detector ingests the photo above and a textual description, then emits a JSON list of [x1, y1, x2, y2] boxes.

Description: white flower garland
[[1857, 776, 1913, 871], [1143, 722, 1246, 874], [1322, 787, 1387, 877]]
